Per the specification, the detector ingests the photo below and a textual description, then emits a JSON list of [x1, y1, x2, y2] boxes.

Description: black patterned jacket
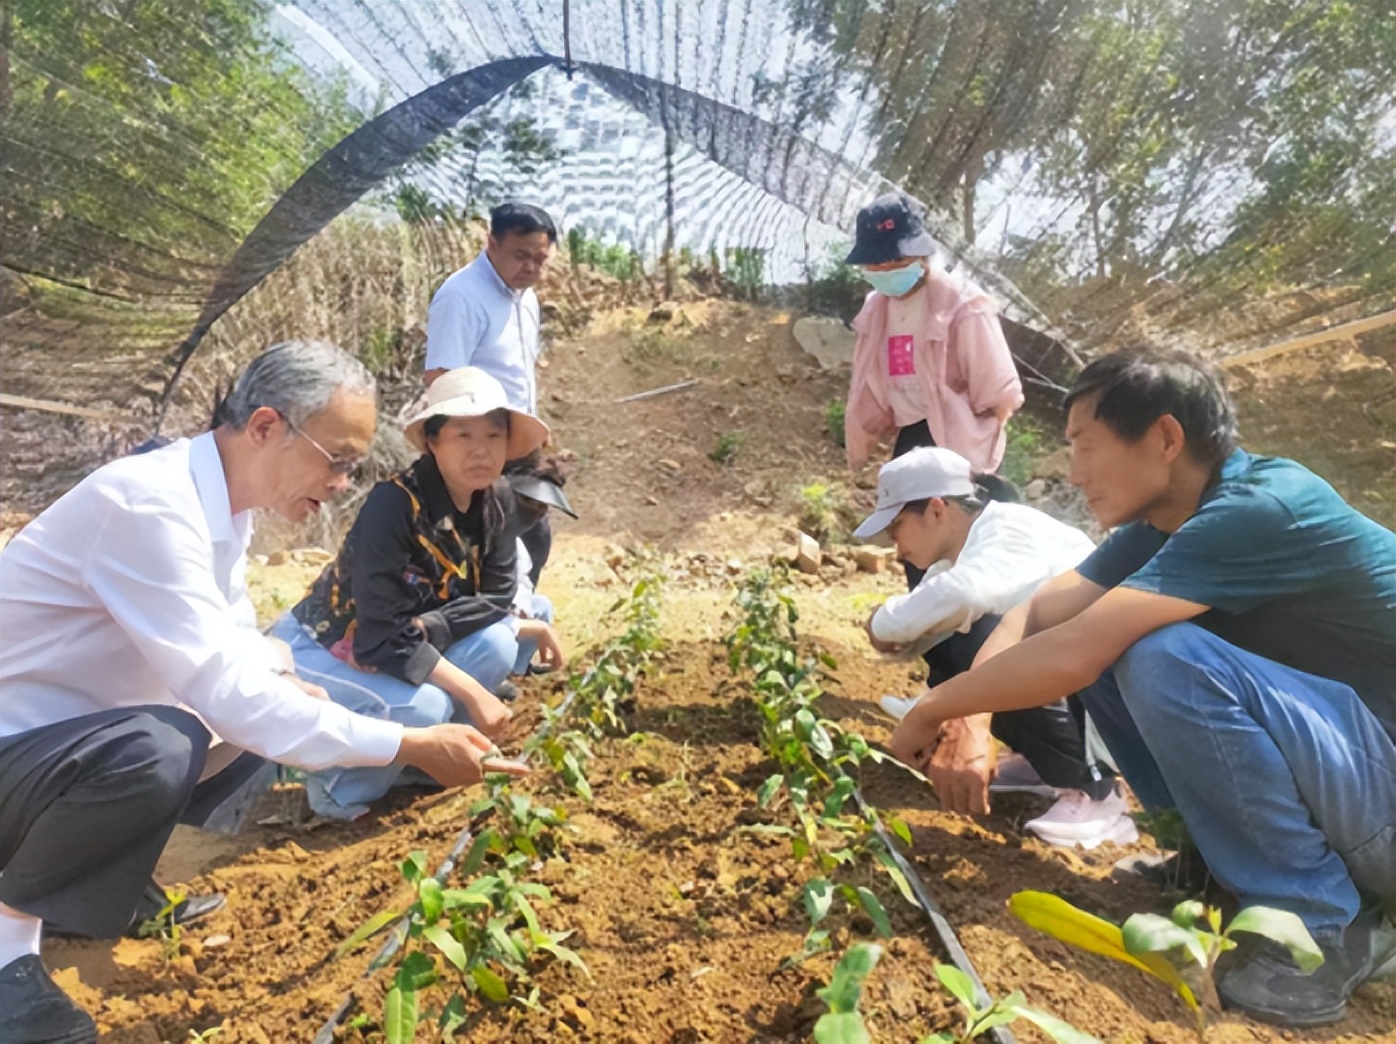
[[291, 455, 519, 684]]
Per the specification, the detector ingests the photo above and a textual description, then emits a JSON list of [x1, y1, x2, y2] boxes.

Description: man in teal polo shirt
[[888, 347, 1394, 1028]]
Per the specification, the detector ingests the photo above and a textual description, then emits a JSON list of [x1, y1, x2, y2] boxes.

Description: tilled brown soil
[[45, 640, 1393, 1044]]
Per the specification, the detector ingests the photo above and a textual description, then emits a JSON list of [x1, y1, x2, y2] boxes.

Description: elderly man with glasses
[[0, 341, 525, 1044]]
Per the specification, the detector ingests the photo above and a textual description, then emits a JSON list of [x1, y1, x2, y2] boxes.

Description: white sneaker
[[878, 695, 920, 721], [1024, 788, 1139, 850], [988, 752, 1057, 798]]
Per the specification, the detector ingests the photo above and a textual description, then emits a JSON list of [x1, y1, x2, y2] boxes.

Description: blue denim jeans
[[269, 614, 519, 819], [1079, 622, 1396, 934]]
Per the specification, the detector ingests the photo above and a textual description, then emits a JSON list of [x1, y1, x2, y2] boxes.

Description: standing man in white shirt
[[0, 341, 523, 1044], [424, 201, 559, 586], [857, 447, 1134, 849]]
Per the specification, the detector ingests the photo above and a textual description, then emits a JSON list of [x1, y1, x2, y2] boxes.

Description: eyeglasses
[[279, 413, 364, 477]]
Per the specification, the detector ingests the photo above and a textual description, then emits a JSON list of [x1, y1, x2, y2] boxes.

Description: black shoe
[[495, 680, 521, 704], [1218, 905, 1396, 1027], [0, 955, 97, 1044], [129, 882, 225, 938]]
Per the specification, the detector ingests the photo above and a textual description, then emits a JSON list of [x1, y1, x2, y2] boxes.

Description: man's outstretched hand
[[889, 703, 996, 815], [398, 724, 529, 788]]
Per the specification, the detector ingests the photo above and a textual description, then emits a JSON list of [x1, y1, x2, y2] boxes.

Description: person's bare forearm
[[899, 628, 1101, 756], [971, 602, 1030, 668], [428, 657, 493, 709]]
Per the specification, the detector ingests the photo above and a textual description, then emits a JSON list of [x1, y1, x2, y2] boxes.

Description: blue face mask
[[862, 262, 925, 298]]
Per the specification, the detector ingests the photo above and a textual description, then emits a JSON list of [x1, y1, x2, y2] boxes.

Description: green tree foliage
[[786, 0, 1393, 300], [4, 0, 361, 298]]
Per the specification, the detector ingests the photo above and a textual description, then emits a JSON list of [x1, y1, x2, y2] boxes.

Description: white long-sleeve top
[[0, 433, 403, 770], [870, 500, 1096, 647]]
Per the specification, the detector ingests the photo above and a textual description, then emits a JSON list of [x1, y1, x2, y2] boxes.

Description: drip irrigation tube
[[310, 689, 581, 1044], [852, 784, 1017, 1044]]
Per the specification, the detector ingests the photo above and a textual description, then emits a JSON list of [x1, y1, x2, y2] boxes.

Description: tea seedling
[[135, 886, 188, 963], [567, 570, 665, 737], [920, 962, 1098, 1043], [813, 942, 882, 1044], [1011, 891, 1321, 1040]]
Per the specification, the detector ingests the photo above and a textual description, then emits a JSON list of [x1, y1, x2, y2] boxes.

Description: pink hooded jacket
[[844, 267, 1023, 473]]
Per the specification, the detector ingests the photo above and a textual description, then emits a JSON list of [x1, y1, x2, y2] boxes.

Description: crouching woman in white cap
[[271, 367, 565, 819], [857, 447, 1134, 849]]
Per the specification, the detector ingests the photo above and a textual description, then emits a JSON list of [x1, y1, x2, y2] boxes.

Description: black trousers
[[0, 706, 265, 938], [519, 513, 552, 589], [926, 614, 1116, 800]]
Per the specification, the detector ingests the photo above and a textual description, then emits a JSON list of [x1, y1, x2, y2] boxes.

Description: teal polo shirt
[[1077, 450, 1395, 736]]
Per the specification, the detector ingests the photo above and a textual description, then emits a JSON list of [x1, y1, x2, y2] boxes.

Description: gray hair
[[220, 340, 376, 430]]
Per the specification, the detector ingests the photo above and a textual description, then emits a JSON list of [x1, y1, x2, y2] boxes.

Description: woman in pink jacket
[[844, 194, 1023, 478]]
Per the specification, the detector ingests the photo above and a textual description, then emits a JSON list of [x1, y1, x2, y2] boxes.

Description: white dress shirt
[[871, 500, 1096, 647], [424, 252, 541, 414], [0, 433, 403, 770]]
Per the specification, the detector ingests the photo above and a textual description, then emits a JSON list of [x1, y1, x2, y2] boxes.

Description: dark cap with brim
[[508, 475, 578, 519], [845, 193, 937, 266]]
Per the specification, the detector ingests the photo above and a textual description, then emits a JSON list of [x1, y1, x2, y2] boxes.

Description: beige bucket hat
[[403, 367, 549, 457]]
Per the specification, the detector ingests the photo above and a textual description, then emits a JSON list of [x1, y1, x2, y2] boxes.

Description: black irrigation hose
[[851, 784, 1017, 1044], [310, 689, 582, 1044]]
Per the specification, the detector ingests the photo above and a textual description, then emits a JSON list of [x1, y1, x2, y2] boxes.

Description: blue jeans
[[1080, 623, 1396, 934], [270, 614, 519, 819]]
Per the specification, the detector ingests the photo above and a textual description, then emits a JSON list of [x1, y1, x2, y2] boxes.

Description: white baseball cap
[[404, 366, 549, 457], [853, 447, 976, 540]]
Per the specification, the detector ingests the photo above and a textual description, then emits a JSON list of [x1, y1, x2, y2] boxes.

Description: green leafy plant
[[709, 429, 744, 465], [797, 482, 857, 543], [813, 942, 882, 1044], [999, 417, 1044, 487], [524, 715, 594, 801], [1125, 900, 1321, 1037], [567, 570, 666, 738], [921, 962, 1098, 1043], [346, 846, 588, 1043], [726, 569, 914, 961], [1011, 891, 1321, 1039], [824, 398, 847, 448], [135, 886, 188, 962]]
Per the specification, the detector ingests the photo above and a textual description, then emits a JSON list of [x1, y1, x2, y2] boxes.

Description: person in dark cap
[[843, 193, 1025, 590], [843, 193, 1022, 477]]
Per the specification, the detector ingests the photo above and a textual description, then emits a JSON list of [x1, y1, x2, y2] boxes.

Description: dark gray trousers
[[0, 705, 265, 938]]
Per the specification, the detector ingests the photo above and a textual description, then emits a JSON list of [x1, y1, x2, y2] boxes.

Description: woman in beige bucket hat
[[270, 367, 565, 819]]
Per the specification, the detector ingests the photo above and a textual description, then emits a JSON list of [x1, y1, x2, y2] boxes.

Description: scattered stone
[[1034, 446, 1072, 480], [201, 934, 232, 949], [644, 495, 659, 506], [658, 458, 682, 472], [792, 316, 857, 370], [725, 558, 743, 575], [788, 531, 821, 574], [854, 547, 897, 574], [647, 301, 680, 324], [292, 547, 333, 566], [1024, 478, 1047, 500]]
